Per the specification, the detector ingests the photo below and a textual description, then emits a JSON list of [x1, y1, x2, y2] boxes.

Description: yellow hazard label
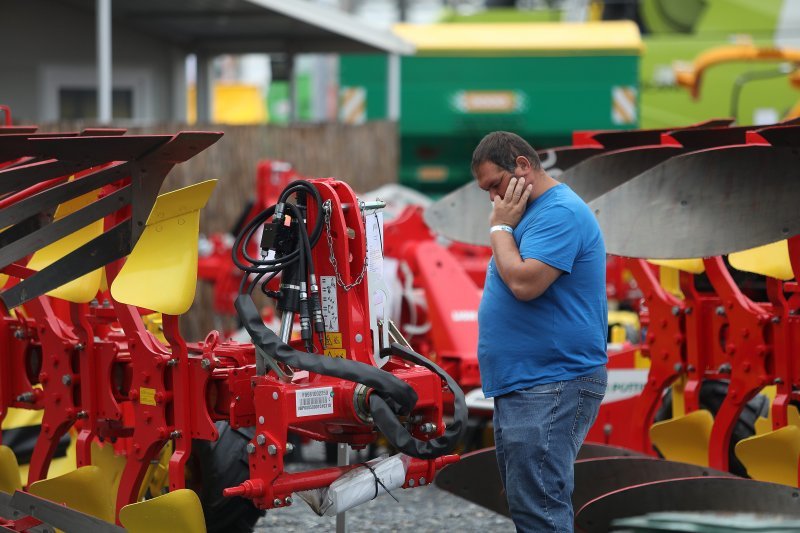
[[611, 86, 637, 125], [324, 348, 347, 359], [140, 387, 157, 406], [325, 332, 343, 348]]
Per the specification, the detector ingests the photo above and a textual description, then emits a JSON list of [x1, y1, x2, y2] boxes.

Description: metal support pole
[[196, 52, 213, 124], [336, 443, 350, 533], [387, 53, 400, 121], [96, 0, 112, 124], [171, 50, 187, 122], [287, 54, 296, 123]]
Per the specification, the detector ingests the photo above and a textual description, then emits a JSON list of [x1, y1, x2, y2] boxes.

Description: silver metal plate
[[423, 146, 680, 247], [434, 443, 651, 518], [8, 491, 124, 533], [573, 457, 732, 513], [590, 144, 800, 259], [575, 476, 800, 533], [423, 180, 490, 246], [563, 146, 682, 205]]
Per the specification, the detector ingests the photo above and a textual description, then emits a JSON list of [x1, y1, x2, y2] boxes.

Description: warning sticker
[[321, 276, 339, 331], [296, 387, 334, 417], [140, 387, 156, 406], [325, 332, 343, 348], [324, 348, 347, 359]]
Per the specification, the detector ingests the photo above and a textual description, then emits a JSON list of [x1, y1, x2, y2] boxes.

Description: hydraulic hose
[[371, 343, 467, 459], [235, 295, 467, 459]]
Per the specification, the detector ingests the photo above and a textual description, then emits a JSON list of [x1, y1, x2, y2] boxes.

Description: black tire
[[189, 422, 264, 533], [655, 380, 768, 477]]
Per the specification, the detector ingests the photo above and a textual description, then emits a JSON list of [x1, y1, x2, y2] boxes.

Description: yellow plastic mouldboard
[[111, 180, 217, 316]]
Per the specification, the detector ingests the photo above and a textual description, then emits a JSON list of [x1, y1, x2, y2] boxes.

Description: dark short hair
[[471, 131, 542, 176]]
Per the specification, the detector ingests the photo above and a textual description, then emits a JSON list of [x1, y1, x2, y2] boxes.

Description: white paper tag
[[296, 387, 334, 417], [365, 211, 384, 275], [365, 210, 390, 367]]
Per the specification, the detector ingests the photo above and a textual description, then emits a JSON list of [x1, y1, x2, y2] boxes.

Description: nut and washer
[[419, 477, 426, 486], [273, 499, 282, 507], [62, 374, 72, 386], [256, 434, 267, 446], [16, 392, 34, 403], [267, 444, 277, 456], [258, 416, 265, 425], [418, 423, 437, 434], [246, 443, 256, 454], [285, 496, 293, 505]]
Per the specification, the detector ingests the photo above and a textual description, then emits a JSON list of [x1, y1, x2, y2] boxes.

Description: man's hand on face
[[490, 177, 532, 228]]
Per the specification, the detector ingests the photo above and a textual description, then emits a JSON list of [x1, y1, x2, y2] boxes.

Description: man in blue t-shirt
[[473, 131, 607, 532]]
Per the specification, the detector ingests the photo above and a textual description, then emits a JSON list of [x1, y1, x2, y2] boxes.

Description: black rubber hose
[[277, 181, 324, 246], [369, 343, 467, 459], [232, 205, 302, 272], [237, 294, 466, 458], [236, 295, 416, 415]]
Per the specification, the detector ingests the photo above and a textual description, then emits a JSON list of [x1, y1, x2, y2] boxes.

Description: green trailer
[[340, 21, 642, 193]]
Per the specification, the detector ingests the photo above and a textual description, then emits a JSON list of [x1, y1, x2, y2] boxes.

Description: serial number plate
[[296, 387, 334, 417]]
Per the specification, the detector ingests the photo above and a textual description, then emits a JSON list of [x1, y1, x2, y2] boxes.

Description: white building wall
[[0, 0, 184, 124]]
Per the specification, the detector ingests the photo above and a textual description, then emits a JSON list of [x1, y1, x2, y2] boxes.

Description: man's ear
[[515, 155, 531, 174]]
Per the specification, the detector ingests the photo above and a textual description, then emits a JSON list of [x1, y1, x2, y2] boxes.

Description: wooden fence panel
[[40, 121, 398, 340]]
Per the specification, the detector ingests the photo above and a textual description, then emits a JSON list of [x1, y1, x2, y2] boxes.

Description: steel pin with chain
[[323, 199, 369, 292]]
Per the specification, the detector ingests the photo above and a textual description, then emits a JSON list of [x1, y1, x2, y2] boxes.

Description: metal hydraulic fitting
[[353, 384, 373, 423]]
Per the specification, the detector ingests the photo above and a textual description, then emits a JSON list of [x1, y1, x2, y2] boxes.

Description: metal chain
[[323, 199, 369, 292]]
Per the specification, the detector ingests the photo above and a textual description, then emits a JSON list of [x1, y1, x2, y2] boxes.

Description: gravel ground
[[254, 442, 514, 533]]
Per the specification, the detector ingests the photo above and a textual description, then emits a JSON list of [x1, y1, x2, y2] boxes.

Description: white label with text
[[296, 387, 334, 417]]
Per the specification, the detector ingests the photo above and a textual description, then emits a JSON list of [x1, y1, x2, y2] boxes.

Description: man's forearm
[[491, 231, 560, 301], [491, 230, 525, 292]]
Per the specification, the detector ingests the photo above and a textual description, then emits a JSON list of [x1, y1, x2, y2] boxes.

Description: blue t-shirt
[[477, 183, 607, 398]]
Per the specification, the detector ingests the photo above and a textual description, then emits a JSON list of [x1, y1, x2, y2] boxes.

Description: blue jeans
[[494, 366, 606, 533]]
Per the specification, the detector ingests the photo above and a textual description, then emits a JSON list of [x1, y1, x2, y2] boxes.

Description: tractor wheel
[[655, 380, 768, 477], [189, 422, 264, 533]]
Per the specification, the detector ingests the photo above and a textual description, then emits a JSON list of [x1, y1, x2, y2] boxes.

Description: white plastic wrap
[[298, 454, 410, 516]]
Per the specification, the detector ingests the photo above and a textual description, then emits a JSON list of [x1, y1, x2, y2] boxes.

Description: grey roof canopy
[[52, 0, 415, 55]]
